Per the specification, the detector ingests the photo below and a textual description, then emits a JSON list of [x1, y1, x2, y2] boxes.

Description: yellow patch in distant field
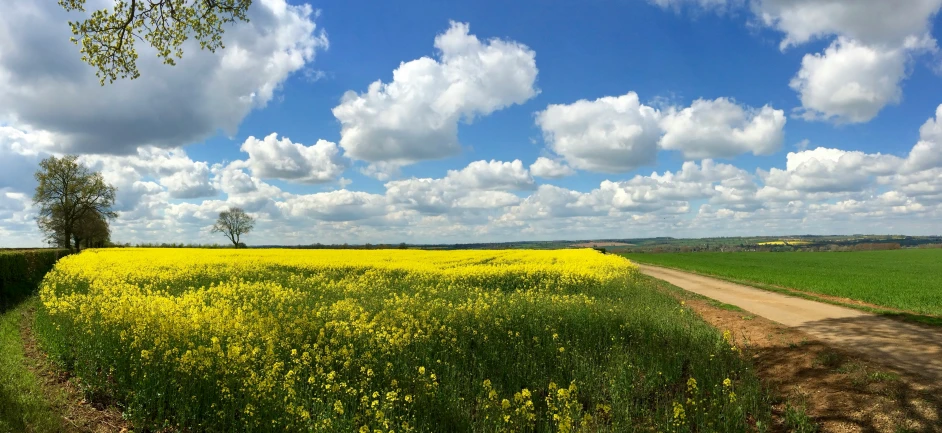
[[757, 240, 811, 246]]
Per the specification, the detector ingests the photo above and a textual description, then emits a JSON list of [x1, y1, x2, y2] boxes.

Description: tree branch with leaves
[[58, 0, 252, 85]]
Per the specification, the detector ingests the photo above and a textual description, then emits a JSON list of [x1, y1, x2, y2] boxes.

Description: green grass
[[0, 298, 65, 433], [623, 250, 942, 317]]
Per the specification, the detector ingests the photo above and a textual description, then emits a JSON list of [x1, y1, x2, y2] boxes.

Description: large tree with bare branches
[[57, 0, 252, 84], [211, 207, 255, 248]]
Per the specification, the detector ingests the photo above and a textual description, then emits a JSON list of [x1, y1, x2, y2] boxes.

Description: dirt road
[[638, 264, 942, 381]]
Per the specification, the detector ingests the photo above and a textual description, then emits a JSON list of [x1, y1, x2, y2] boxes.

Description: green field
[[623, 249, 942, 317]]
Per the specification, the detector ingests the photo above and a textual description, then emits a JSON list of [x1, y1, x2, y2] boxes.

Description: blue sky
[[2, 0, 942, 246]]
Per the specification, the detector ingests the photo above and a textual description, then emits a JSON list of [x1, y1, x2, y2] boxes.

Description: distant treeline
[[109, 242, 231, 249], [255, 243, 410, 250], [35, 235, 942, 252], [624, 239, 942, 254]]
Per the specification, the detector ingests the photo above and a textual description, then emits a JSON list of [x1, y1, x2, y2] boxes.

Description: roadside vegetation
[[0, 299, 64, 433], [36, 248, 772, 432], [622, 249, 942, 317]]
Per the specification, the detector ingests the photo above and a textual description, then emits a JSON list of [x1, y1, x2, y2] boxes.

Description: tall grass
[[623, 249, 942, 316], [37, 249, 770, 431]]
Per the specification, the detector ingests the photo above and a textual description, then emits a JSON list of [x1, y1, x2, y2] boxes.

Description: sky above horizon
[[2, 0, 942, 246]]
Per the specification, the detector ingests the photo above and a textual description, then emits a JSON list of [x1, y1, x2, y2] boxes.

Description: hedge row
[[0, 249, 70, 308]]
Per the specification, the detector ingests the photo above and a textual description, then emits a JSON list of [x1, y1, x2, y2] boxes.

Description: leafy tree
[[33, 155, 118, 251], [57, 0, 253, 85], [73, 211, 112, 249], [211, 207, 255, 248]]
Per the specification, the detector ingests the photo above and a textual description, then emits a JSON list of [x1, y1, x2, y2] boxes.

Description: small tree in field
[[211, 207, 255, 248]]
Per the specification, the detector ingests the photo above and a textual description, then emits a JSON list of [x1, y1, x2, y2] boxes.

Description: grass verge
[[0, 297, 65, 433]]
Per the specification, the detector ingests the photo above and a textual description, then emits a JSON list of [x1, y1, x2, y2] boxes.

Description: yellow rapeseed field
[[36, 248, 769, 432]]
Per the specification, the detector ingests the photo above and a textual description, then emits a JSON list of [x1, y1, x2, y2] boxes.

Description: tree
[[73, 211, 112, 249], [33, 155, 118, 251], [211, 207, 255, 248], [57, 0, 253, 85]]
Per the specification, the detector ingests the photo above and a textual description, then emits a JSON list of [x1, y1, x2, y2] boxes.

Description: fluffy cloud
[[651, 0, 942, 125], [0, 125, 50, 192], [159, 163, 217, 199], [537, 93, 786, 171], [385, 159, 534, 214], [752, 0, 942, 48], [650, 0, 942, 47], [789, 38, 935, 123], [902, 104, 942, 173], [236, 133, 347, 183], [444, 160, 534, 191], [760, 147, 902, 194], [81, 147, 219, 201], [529, 157, 575, 178], [536, 92, 662, 173], [762, 2, 940, 124], [0, 0, 327, 154], [332, 21, 538, 165], [278, 190, 388, 222], [454, 191, 521, 209], [659, 98, 786, 159]]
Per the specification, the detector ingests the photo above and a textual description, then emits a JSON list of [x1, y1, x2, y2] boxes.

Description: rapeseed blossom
[[36, 248, 765, 432]]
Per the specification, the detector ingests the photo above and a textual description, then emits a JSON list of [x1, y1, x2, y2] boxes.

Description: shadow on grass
[[756, 340, 942, 432], [0, 281, 42, 315], [0, 385, 31, 433], [796, 315, 942, 384], [879, 312, 942, 327]]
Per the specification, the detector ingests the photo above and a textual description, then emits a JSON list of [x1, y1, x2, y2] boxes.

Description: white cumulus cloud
[[752, 0, 942, 48], [529, 157, 575, 178], [236, 133, 347, 183], [332, 21, 538, 165], [536, 92, 662, 173], [788, 38, 936, 123], [659, 98, 786, 159], [0, 0, 328, 154]]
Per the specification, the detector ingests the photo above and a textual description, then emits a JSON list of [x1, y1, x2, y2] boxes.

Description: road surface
[[638, 264, 942, 381]]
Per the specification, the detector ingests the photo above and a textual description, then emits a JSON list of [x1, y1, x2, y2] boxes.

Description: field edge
[[626, 259, 942, 328]]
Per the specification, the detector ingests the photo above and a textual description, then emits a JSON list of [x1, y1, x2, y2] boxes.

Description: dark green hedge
[[0, 249, 70, 308]]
